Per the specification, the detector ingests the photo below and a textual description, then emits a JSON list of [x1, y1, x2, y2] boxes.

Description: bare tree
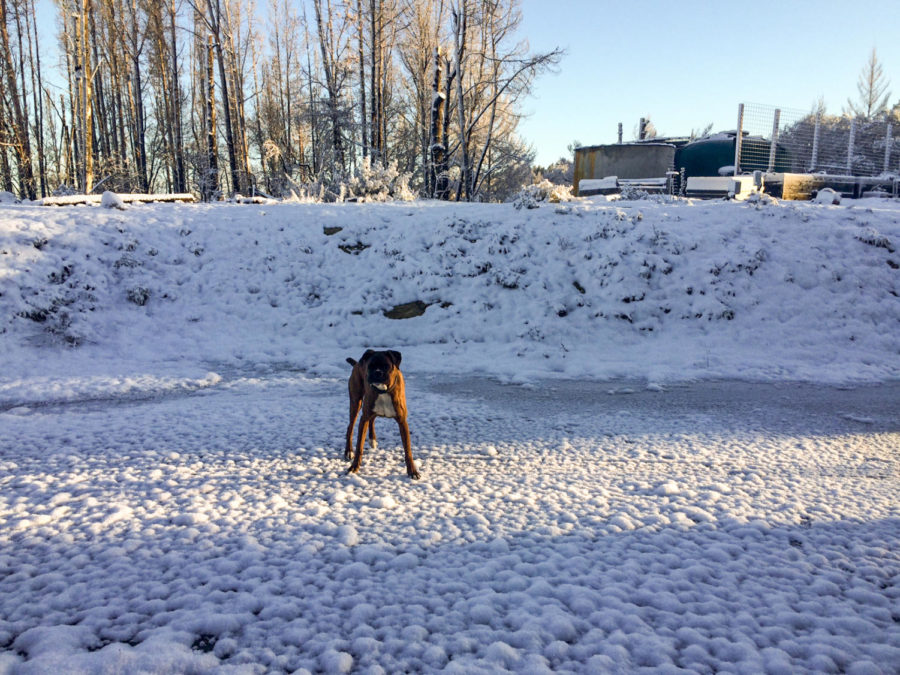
[[24, 0, 47, 196], [354, 0, 367, 159], [312, 0, 349, 176], [1, 0, 37, 198], [191, 0, 244, 194], [396, 0, 444, 194], [449, 0, 561, 201]]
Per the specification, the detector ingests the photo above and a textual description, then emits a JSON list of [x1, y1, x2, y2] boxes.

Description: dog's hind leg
[[345, 398, 361, 461]]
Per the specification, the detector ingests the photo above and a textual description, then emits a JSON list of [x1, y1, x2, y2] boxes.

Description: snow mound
[[815, 187, 841, 205], [100, 191, 127, 210]]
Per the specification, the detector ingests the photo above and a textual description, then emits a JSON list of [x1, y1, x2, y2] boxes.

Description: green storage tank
[[675, 132, 792, 177]]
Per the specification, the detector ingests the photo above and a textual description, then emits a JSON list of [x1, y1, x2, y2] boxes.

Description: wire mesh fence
[[736, 102, 899, 177]]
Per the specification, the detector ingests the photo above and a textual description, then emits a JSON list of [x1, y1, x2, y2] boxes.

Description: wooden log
[[39, 193, 195, 206]]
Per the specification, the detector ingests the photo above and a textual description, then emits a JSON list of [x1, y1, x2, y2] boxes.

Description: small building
[[574, 143, 676, 195]]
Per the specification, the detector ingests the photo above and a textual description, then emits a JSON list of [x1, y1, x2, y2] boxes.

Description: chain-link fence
[[736, 102, 899, 177]]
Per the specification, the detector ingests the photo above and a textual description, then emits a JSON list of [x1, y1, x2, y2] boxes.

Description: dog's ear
[[360, 349, 374, 363], [387, 350, 402, 366]]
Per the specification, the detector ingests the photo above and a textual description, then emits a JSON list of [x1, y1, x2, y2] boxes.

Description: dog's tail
[[346, 357, 357, 367]]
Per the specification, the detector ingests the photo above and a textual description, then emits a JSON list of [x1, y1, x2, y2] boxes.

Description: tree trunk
[[130, 0, 148, 191], [313, 0, 346, 174], [0, 0, 36, 199], [25, 0, 46, 197], [356, 0, 367, 159], [223, 0, 251, 193], [428, 47, 445, 198], [212, 0, 241, 193], [170, 0, 185, 192], [0, 103, 13, 192], [437, 53, 454, 201], [205, 33, 219, 199], [452, 6, 468, 201], [369, 0, 380, 161], [79, 0, 94, 193], [90, 8, 111, 169]]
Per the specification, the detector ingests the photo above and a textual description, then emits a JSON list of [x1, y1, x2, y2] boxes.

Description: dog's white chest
[[373, 393, 397, 418]]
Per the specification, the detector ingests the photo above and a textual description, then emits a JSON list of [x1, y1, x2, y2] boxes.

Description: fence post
[[618, 123, 623, 144], [733, 103, 744, 176], [767, 109, 781, 172], [885, 124, 893, 174], [810, 112, 821, 172], [847, 118, 856, 174]]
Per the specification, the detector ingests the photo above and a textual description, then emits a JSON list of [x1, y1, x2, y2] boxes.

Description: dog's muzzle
[[372, 383, 389, 392]]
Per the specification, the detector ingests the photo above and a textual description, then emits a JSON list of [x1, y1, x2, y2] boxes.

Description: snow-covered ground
[[1, 196, 898, 672]]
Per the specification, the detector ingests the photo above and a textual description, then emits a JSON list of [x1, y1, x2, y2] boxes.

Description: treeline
[[0, 0, 561, 202]]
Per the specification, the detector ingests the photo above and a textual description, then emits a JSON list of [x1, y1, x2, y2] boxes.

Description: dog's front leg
[[348, 414, 373, 474], [397, 418, 418, 479]]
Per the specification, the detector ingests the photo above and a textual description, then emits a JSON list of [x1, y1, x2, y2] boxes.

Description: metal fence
[[735, 102, 898, 177]]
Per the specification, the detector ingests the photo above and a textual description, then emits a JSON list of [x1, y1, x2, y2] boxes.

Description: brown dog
[[345, 349, 418, 479]]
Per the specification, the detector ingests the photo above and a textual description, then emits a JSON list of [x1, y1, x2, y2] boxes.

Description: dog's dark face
[[365, 350, 402, 392]]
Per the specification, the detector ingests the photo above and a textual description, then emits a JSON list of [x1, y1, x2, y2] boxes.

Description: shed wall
[[574, 144, 675, 195]]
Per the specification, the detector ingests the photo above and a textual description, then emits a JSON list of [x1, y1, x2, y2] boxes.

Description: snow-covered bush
[[619, 185, 653, 201], [16, 262, 97, 346], [346, 157, 416, 202], [52, 184, 79, 197], [126, 286, 151, 306], [746, 190, 778, 207], [277, 159, 415, 203], [512, 180, 573, 209]]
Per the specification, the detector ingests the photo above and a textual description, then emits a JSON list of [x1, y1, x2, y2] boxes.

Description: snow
[[578, 177, 618, 191], [816, 187, 842, 205], [685, 176, 739, 193], [1, 196, 899, 672], [3, 196, 898, 389], [100, 191, 127, 210], [39, 193, 195, 206]]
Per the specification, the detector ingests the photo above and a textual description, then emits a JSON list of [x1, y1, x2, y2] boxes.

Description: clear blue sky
[[518, 0, 900, 166]]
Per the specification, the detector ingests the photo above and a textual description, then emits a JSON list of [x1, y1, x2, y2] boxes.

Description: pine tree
[[846, 48, 891, 121]]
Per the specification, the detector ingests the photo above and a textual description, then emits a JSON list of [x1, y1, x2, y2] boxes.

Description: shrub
[[511, 180, 573, 209], [346, 158, 416, 202]]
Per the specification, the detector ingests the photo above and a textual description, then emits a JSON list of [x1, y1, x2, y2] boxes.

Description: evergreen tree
[[845, 48, 891, 121]]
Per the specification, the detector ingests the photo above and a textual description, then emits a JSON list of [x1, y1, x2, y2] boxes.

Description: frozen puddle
[[1, 375, 898, 672]]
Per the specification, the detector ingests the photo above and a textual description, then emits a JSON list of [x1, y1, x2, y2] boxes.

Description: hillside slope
[[1, 196, 898, 389]]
